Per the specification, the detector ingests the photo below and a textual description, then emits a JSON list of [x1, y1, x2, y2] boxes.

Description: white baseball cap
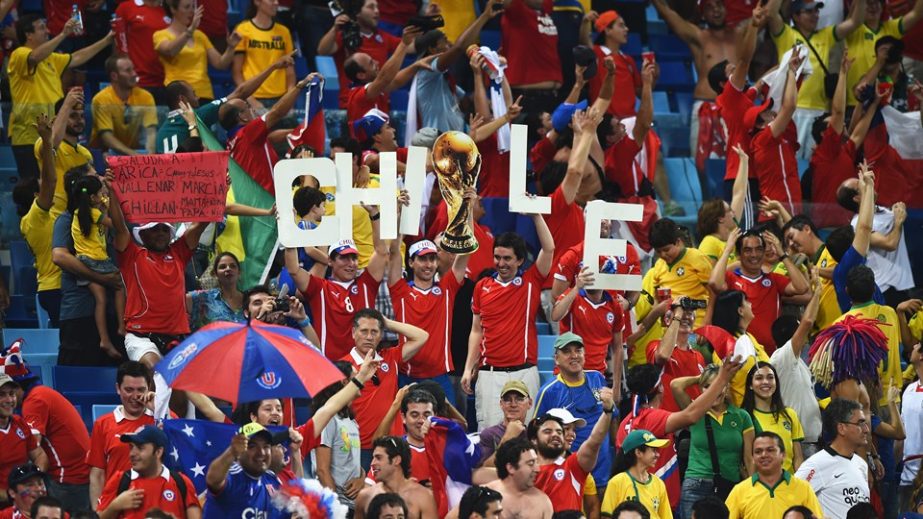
[[409, 240, 438, 258], [546, 408, 587, 428], [328, 239, 359, 258]]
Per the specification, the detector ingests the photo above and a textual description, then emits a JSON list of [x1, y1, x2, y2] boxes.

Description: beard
[[536, 442, 566, 460]]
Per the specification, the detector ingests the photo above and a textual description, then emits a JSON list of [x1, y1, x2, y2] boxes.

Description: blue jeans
[[680, 477, 717, 519], [398, 373, 456, 410]]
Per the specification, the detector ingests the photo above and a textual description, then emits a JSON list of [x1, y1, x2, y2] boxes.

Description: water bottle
[[71, 4, 84, 35]]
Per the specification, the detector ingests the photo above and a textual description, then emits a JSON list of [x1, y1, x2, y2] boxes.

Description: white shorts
[[124, 333, 163, 363]]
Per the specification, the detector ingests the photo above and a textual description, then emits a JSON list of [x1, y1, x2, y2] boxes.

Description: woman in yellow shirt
[[154, 0, 239, 100], [697, 144, 750, 263], [601, 430, 673, 519], [711, 290, 770, 406], [232, 0, 295, 106], [69, 175, 125, 360], [741, 362, 805, 473]]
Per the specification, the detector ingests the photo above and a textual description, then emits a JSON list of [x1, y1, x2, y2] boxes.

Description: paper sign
[[108, 151, 229, 223], [273, 157, 342, 248], [583, 200, 644, 291]]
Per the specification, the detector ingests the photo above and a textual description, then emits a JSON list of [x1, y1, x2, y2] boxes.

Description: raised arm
[[317, 14, 349, 55], [708, 227, 741, 293], [70, 32, 114, 69], [265, 72, 319, 130], [311, 350, 380, 435], [157, 7, 202, 57], [107, 175, 132, 253], [228, 53, 295, 102], [830, 54, 852, 135], [665, 355, 743, 433], [853, 161, 876, 257], [764, 231, 808, 294], [869, 202, 907, 252], [790, 270, 823, 358], [532, 212, 555, 277], [206, 31, 241, 70], [669, 375, 699, 410], [576, 387, 616, 472], [848, 93, 881, 148], [365, 29, 417, 99], [35, 114, 56, 211], [897, 299, 923, 349], [391, 317, 429, 362], [284, 247, 313, 293], [901, 0, 923, 32], [732, 6, 767, 90], [653, 304, 684, 365], [29, 19, 76, 68], [551, 269, 593, 321], [591, 58, 615, 115], [769, 54, 801, 138], [632, 62, 655, 144], [468, 96, 522, 143], [835, 0, 866, 38], [766, 0, 786, 38], [729, 145, 749, 221], [51, 88, 82, 148], [651, 0, 702, 47], [206, 434, 246, 493]]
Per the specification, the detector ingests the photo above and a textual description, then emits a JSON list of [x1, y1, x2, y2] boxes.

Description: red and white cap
[[409, 239, 438, 258], [328, 239, 359, 258]]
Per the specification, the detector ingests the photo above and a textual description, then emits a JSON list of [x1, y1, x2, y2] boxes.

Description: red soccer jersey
[[725, 270, 790, 353], [229, 116, 278, 194], [346, 85, 391, 132], [333, 30, 401, 107], [378, 0, 417, 25], [342, 347, 403, 449], [294, 419, 320, 457], [86, 408, 156, 481], [22, 386, 90, 485], [809, 127, 856, 228], [303, 271, 381, 360], [501, 0, 562, 87], [471, 266, 546, 367], [391, 274, 462, 378], [724, 0, 755, 26], [617, 408, 680, 508], [0, 415, 39, 488], [543, 187, 586, 289], [114, 0, 169, 88], [45, 0, 86, 36], [426, 203, 495, 281], [716, 82, 757, 181], [603, 135, 643, 197], [751, 125, 801, 217], [530, 135, 556, 179], [558, 289, 623, 373], [861, 123, 909, 207], [97, 466, 199, 519], [197, 0, 228, 39], [478, 134, 511, 198], [645, 341, 705, 412], [119, 240, 193, 336], [535, 455, 588, 513], [589, 46, 641, 118]]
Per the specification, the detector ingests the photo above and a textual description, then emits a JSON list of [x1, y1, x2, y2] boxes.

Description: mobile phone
[[408, 15, 445, 31]]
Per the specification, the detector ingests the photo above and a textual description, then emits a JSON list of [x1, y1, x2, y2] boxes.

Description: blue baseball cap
[[120, 425, 169, 450], [352, 108, 389, 142], [551, 100, 588, 133]]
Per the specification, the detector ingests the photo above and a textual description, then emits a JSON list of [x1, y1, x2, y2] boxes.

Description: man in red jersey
[[5, 351, 90, 512], [529, 385, 614, 514], [586, 10, 640, 119], [601, 61, 655, 199], [460, 211, 555, 431], [552, 265, 625, 376], [340, 308, 428, 466], [86, 362, 156, 510], [97, 426, 200, 519], [221, 72, 321, 194], [389, 233, 469, 401], [285, 192, 392, 360], [500, 0, 562, 119], [646, 299, 706, 412], [710, 229, 809, 353], [618, 358, 743, 509], [0, 376, 46, 511], [317, 0, 401, 108], [745, 53, 803, 219], [343, 26, 421, 127], [1, 463, 50, 519]]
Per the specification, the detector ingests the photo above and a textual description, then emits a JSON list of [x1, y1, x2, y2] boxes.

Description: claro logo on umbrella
[[168, 343, 199, 370], [256, 372, 282, 390]]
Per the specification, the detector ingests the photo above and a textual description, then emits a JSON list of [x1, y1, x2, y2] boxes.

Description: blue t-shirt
[[833, 246, 885, 312], [415, 58, 466, 133], [533, 370, 614, 487], [202, 464, 285, 519], [52, 212, 96, 321]]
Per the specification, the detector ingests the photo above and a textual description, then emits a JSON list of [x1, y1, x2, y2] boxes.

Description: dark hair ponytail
[[72, 175, 103, 237]]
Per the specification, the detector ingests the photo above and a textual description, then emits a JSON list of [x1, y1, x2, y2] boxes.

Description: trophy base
[[440, 233, 479, 255]]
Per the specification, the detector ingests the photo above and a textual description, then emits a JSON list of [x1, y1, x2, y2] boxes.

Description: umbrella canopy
[[157, 320, 345, 406]]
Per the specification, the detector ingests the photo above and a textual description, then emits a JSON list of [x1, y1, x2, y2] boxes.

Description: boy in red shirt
[[0, 375, 46, 510], [96, 426, 199, 519]]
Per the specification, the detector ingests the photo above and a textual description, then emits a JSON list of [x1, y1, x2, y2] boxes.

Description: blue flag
[[162, 419, 289, 494]]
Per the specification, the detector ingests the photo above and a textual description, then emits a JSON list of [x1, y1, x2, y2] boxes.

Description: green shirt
[[687, 406, 754, 481], [155, 97, 225, 153]]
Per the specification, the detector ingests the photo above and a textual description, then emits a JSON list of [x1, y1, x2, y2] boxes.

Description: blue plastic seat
[[9, 241, 37, 297], [649, 34, 692, 61], [3, 294, 37, 328], [92, 404, 118, 423], [3, 329, 59, 354], [663, 157, 703, 230], [35, 294, 50, 329], [539, 370, 554, 386], [390, 89, 410, 113], [624, 33, 642, 57], [658, 125, 692, 157], [705, 158, 727, 200], [654, 61, 694, 92], [315, 56, 341, 93], [21, 353, 55, 386], [0, 145, 15, 168], [535, 322, 550, 335], [538, 334, 555, 363], [54, 366, 117, 394]]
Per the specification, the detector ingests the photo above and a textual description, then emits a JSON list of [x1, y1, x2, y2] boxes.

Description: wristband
[[779, 254, 789, 262], [602, 406, 614, 414], [297, 317, 311, 329], [350, 377, 364, 390], [370, 212, 381, 221]]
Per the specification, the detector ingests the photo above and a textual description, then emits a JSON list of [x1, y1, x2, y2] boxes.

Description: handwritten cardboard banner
[[108, 152, 229, 223]]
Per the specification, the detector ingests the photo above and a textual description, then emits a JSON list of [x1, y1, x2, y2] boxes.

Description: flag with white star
[[162, 419, 288, 493]]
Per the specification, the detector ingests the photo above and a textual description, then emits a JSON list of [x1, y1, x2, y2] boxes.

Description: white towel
[[404, 71, 421, 148], [882, 106, 923, 159], [476, 46, 511, 151], [763, 45, 812, 109]]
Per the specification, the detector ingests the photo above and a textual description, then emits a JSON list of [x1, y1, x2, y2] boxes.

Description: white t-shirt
[[795, 447, 869, 518], [851, 207, 914, 291], [901, 380, 923, 486], [770, 339, 822, 442]]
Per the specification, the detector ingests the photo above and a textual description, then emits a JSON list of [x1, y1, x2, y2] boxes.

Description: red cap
[[595, 10, 620, 33], [742, 98, 774, 131]]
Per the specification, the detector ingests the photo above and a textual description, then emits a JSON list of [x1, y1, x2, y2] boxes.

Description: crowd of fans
[[0, 0, 922, 517]]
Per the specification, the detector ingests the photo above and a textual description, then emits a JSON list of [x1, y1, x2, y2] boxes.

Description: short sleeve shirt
[[303, 271, 381, 360], [725, 270, 790, 352], [114, 0, 169, 88], [346, 84, 390, 131], [716, 82, 756, 181], [233, 20, 293, 99], [534, 455, 589, 513], [809, 127, 857, 229], [332, 30, 400, 107], [750, 407, 805, 473], [34, 138, 93, 218], [770, 340, 823, 443], [156, 98, 226, 153], [153, 29, 215, 99], [795, 447, 869, 518], [725, 471, 823, 519], [645, 342, 705, 412], [471, 266, 547, 367], [750, 126, 801, 217], [86, 407, 156, 481], [603, 136, 643, 197], [20, 200, 61, 291], [543, 187, 586, 290], [415, 57, 466, 132], [228, 116, 278, 194], [686, 407, 753, 481], [7, 48, 70, 145], [72, 207, 108, 261], [558, 289, 623, 373], [0, 415, 40, 488], [187, 288, 247, 331], [391, 274, 462, 378], [601, 472, 672, 519], [833, 246, 884, 311], [500, 0, 561, 86], [648, 248, 713, 327], [22, 386, 91, 485], [589, 46, 640, 118], [772, 25, 837, 109], [845, 19, 903, 105], [342, 347, 403, 449], [90, 86, 158, 150], [202, 464, 285, 519], [617, 409, 679, 507], [119, 239, 194, 335], [98, 466, 200, 519]]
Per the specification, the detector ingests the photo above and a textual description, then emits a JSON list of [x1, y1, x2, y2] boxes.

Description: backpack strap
[[116, 470, 133, 496], [169, 469, 189, 504]]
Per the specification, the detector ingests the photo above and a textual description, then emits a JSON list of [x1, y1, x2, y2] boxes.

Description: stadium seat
[[0, 192, 20, 244], [21, 353, 55, 386], [624, 33, 642, 57], [3, 329, 59, 355], [798, 159, 810, 180], [0, 145, 15, 168], [658, 125, 692, 157], [3, 294, 37, 328], [651, 91, 682, 128], [705, 158, 727, 200], [0, 167, 18, 192], [54, 366, 120, 430], [315, 56, 341, 94], [663, 157, 702, 231], [645, 4, 668, 35], [539, 370, 554, 386], [649, 34, 692, 61], [654, 61, 694, 92], [674, 92, 694, 123], [538, 335, 555, 371], [9, 240, 37, 297], [480, 29, 501, 50], [535, 322, 551, 335], [92, 404, 118, 423], [390, 89, 410, 113], [35, 294, 50, 329]]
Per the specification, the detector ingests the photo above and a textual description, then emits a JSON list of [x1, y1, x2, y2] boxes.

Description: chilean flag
[[286, 76, 326, 155], [424, 418, 482, 517]]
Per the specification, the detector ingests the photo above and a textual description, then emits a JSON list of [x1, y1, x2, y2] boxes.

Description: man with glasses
[[725, 431, 822, 519], [795, 399, 870, 518], [478, 380, 532, 467]]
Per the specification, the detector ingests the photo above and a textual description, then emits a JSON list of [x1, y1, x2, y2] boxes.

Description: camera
[[273, 285, 291, 313], [679, 298, 707, 310], [329, 0, 362, 52], [408, 15, 445, 32]]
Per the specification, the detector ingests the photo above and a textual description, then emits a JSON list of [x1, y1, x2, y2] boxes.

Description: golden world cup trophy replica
[[432, 131, 481, 254]]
